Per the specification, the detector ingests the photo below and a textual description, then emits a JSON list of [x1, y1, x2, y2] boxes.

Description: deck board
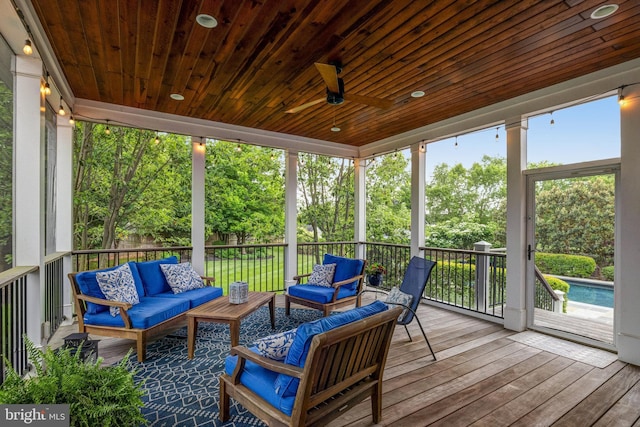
[[50, 294, 640, 426]]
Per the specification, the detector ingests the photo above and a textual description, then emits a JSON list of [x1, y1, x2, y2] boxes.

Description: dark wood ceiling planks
[[30, 0, 640, 146]]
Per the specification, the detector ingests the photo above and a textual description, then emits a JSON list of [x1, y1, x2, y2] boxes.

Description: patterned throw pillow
[[308, 263, 336, 287], [160, 262, 204, 294], [255, 328, 298, 361], [96, 263, 140, 317], [385, 286, 414, 322]]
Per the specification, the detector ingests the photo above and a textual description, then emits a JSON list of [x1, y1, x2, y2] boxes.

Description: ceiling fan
[[285, 61, 393, 114]]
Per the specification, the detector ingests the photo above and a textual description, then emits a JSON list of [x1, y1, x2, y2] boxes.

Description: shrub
[[0, 337, 147, 426], [601, 266, 614, 281], [544, 275, 570, 313], [536, 252, 596, 278]]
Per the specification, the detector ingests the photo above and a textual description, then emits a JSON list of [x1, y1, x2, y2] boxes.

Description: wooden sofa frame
[[68, 272, 215, 362], [219, 305, 402, 426], [285, 259, 367, 317]]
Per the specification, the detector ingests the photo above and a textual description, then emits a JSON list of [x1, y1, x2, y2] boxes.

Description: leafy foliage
[[366, 153, 411, 243], [0, 79, 12, 271], [425, 155, 506, 248], [426, 220, 496, 250], [536, 252, 596, 278], [365, 262, 387, 275], [601, 266, 614, 281], [298, 153, 354, 245], [73, 122, 193, 249], [0, 337, 147, 426], [535, 175, 614, 266], [205, 141, 284, 245], [544, 275, 570, 313]]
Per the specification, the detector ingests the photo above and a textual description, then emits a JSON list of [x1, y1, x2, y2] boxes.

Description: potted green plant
[[0, 336, 147, 426], [366, 262, 387, 286]]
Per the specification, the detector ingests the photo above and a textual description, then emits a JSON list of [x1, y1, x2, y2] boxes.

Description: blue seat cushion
[[288, 284, 356, 304], [75, 262, 144, 314], [323, 254, 364, 292], [83, 296, 189, 329], [225, 347, 296, 416], [153, 286, 223, 308], [135, 256, 178, 296], [275, 300, 388, 397]]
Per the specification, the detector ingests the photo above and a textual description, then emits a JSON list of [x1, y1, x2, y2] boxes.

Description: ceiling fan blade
[[345, 93, 393, 109], [285, 98, 325, 114], [315, 62, 340, 93]]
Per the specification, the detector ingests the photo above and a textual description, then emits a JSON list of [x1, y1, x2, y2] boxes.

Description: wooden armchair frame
[[285, 259, 367, 317], [68, 272, 215, 362], [219, 305, 402, 426]]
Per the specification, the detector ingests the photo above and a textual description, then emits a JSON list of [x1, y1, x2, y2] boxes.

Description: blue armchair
[[285, 254, 366, 317]]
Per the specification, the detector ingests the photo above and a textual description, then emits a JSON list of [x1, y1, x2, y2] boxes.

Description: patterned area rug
[[125, 307, 324, 427], [508, 331, 618, 368]]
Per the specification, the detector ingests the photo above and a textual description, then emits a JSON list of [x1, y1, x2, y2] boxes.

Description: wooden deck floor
[[51, 296, 640, 426]]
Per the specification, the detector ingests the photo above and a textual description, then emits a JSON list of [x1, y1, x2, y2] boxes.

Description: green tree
[[426, 155, 506, 248], [366, 153, 411, 243], [205, 141, 284, 244], [535, 175, 614, 266], [73, 122, 192, 249], [298, 154, 354, 243]]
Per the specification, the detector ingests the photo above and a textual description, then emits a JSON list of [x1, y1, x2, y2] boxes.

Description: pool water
[[565, 281, 614, 308]]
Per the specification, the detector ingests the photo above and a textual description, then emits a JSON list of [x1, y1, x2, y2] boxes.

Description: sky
[[421, 95, 621, 181]]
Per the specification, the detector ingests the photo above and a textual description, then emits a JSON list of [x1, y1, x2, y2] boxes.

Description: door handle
[[527, 244, 535, 260]]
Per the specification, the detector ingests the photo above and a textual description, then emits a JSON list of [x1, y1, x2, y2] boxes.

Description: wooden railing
[[0, 266, 36, 383]]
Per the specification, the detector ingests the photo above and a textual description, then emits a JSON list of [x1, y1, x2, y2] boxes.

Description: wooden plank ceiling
[[30, 0, 640, 147]]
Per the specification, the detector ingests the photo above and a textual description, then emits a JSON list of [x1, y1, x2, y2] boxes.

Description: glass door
[[526, 162, 618, 349]]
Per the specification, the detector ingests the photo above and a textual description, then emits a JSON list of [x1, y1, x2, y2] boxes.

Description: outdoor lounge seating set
[[220, 300, 402, 426], [68, 253, 436, 425], [68, 256, 223, 362], [220, 254, 437, 425]]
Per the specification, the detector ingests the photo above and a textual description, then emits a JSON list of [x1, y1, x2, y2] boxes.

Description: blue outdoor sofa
[[68, 256, 223, 362]]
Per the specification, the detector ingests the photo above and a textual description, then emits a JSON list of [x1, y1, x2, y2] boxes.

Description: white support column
[[504, 118, 528, 331], [284, 150, 298, 282], [410, 142, 426, 258], [13, 55, 45, 346], [191, 137, 206, 275], [56, 118, 74, 323], [617, 84, 640, 365], [354, 158, 366, 260]]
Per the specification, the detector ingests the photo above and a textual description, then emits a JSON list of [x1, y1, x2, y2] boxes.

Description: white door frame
[[524, 158, 620, 351]]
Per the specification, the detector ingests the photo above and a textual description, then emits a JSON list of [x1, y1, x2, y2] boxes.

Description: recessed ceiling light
[[331, 126, 341, 132], [196, 14, 218, 28], [170, 93, 185, 101], [590, 4, 618, 19], [411, 90, 425, 98]]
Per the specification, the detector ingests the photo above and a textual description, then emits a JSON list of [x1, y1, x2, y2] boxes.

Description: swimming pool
[[564, 280, 614, 308]]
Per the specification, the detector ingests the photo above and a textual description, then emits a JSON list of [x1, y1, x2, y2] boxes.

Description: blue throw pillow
[[96, 263, 140, 316], [160, 262, 204, 293], [385, 286, 413, 321], [254, 328, 298, 361], [323, 254, 364, 292], [308, 263, 336, 287], [136, 256, 178, 296], [74, 262, 143, 314]]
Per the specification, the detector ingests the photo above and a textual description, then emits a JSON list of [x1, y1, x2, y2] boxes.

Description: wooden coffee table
[[186, 291, 276, 359]]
